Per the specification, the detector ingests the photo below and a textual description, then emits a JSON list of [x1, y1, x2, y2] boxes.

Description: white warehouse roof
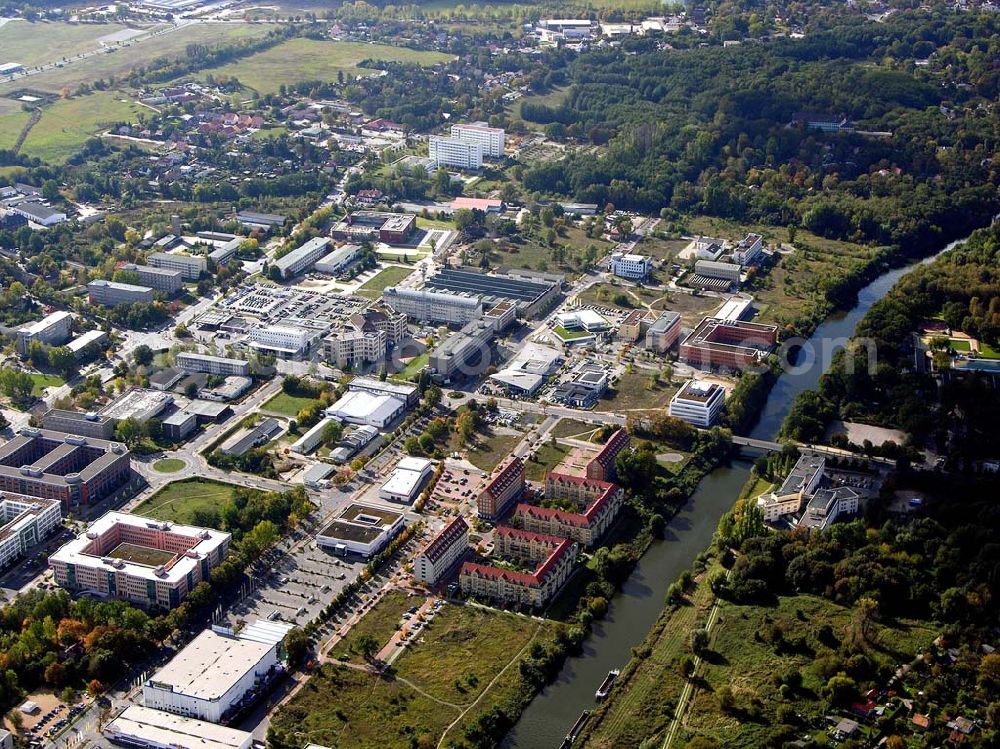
[[104, 706, 253, 749]]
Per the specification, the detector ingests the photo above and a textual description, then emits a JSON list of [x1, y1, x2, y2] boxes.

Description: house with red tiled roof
[[477, 457, 525, 521], [414, 515, 469, 586], [585, 428, 630, 482], [514, 473, 625, 547], [459, 526, 577, 608]]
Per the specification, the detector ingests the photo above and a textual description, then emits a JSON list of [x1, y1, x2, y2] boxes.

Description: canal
[[506, 236, 971, 749]]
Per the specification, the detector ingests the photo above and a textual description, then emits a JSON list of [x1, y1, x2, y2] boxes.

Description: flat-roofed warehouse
[[423, 268, 560, 318], [103, 705, 253, 749], [317, 503, 405, 557], [142, 620, 293, 723]]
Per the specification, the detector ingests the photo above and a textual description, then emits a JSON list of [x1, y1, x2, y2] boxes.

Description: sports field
[[18, 91, 144, 164], [201, 38, 454, 94], [107, 542, 176, 567]]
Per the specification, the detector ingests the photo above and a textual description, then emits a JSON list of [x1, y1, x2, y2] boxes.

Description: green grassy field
[[553, 325, 590, 341], [508, 86, 569, 125], [396, 352, 429, 381], [274, 602, 555, 749], [979, 341, 1000, 358], [355, 266, 417, 300], [0, 24, 270, 96], [201, 38, 454, 94], [19, 91, 144, 163], [462, 430, 522, 472], [263, 391, 320, 417], [550, 418, 601, 441], [152, 458, 186, 473], [133, 479, 239, 525], [525, 440, 571, 481], [0, 20, 138, 68], [29, 372, 65, 396], [330, 590, 414, 664], [595, 371, 677, 413], [0, 110, 31, 151]]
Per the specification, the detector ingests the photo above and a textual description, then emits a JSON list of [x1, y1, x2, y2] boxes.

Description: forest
[[782, 220, 1000, 462]]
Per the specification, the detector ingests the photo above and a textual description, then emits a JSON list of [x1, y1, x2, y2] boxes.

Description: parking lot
[[226, 541, 365, 628], [17, 693, 86, 746], [430, 460, 484, 509]]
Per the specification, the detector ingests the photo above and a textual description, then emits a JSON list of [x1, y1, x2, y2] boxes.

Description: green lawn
[[20, 91, 144, 164], [0, 20, 137, 68], [329, 590, 414, 664], [978, 341, 1000, 359], [152, 458, 186, 473], [550, 418, 602, 441], [0, 110, 31, 151], [29, 372, 65, 396], [355, 266, 417, 300], [462, 430, 523, 472], [201, 38, 454, 94], [263, 391, 320, 418], [396, 352, 429, 381], [132, 479, 239, 525], [949, 338, 971, 352], [525, 440, 571, 481], [553, 325, 591, 341]]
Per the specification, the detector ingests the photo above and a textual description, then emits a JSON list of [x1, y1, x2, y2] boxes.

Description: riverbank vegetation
[[781, 221, 1000, 464]]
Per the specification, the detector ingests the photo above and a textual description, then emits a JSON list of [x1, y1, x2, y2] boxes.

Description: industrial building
[[413, 515, 469, 586], [324, 389, 406, 428], [16, 311, 72, 356], [49, 512, 230, 608], [12, 203, 66, 227], [42, 409, 116, 439], [0, 428, 131, 508], [429, 318, 495, 382], [679, 318, 778, 371], [273, 237, 331, 279], [382, 287, 482, 326], [0, 492, 61, 569], [148, 252, 207, 281], [459, 527, 577, 608], [451, 122, 505, 158], [120, 264, 184, 295], [88, 280, 154, 307], [330, 212, 416, 244], [103, 706, 254, 749], [142, 620, 293, 723], [477, 457, 525, 521], [316, 503, 405, 557], [424, 267, 560, 319], [429, 135, 484, 170], [330, 425, 379, 464], [235, 211, 286, 230], [668, 380, 726, 427], [162, 410, 197, 441], [550, 363, 609, 409], [289, 417, 335, 456], [349, 377, 420, 407], [379, 457, 433, 504], [303, 463, 337, 489]]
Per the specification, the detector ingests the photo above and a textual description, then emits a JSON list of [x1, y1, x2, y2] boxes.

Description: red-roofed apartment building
[[585, 428, 630, 482], [477, 457, 526, 521], [414, 515, 469, 586], [516, 474, 625, 547], [459, 526, 577, 608]]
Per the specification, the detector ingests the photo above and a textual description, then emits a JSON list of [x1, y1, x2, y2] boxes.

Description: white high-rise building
[[668, 380, 726, 427], [429, 136, 483, 170], [247, 325, 316, 360], [451, 123, 505, 159]]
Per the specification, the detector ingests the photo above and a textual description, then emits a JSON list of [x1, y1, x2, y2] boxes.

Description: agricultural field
[[132, 479, 240, 525], [18, 91, 144, 163], [274, 602, 555, 749], [0, 23, 271, 96], [200, 38, 454, 94], [0, 20, 143, 69]]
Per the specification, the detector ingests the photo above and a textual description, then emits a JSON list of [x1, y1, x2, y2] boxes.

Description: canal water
[[506, 236, 971, 749]]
